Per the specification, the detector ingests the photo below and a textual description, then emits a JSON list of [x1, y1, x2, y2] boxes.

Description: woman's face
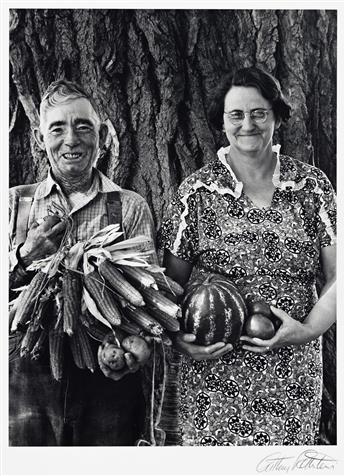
[[223, 86, 280, 157]]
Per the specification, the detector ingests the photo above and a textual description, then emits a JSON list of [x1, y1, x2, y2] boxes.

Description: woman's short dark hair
[[208, 67, 292, 130]]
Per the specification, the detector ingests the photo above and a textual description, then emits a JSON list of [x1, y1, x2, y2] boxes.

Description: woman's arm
[[241, 245, 336, 352], [164, 250, 234, 360], [163, 249, 193, 286]]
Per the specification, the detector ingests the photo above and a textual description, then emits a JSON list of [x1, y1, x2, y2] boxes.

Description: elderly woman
[[158, 67, 336, 446]]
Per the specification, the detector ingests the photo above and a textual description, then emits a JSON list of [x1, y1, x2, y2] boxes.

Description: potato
[[101, 344, 126, 371], [121, 335, 151, 363]]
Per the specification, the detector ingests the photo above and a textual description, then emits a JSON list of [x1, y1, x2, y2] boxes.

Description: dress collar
[[216, 144, 300, 197]]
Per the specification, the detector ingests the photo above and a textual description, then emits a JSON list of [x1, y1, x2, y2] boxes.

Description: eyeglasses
[[224, 108, 272, 125]]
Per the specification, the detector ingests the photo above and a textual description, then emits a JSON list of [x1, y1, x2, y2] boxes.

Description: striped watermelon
[[181, 273, 247, 345]]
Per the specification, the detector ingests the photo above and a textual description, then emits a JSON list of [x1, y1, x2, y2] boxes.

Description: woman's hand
[[173, 331, 233, 361], [240, 306, 318, 353]]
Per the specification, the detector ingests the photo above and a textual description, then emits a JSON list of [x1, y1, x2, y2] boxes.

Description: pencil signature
[[256, 450, 338, 473]]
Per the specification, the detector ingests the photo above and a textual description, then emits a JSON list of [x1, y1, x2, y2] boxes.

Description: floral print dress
[[158, 145, 336, 446]]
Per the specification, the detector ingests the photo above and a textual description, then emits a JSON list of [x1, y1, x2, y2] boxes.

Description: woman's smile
[[223, 86, 277, 157]]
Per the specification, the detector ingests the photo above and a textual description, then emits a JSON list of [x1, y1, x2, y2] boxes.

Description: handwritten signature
[[257, 450, 338, 473]]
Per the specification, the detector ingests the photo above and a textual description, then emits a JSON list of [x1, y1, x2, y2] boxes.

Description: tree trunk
[[9, 8, 337, 444]]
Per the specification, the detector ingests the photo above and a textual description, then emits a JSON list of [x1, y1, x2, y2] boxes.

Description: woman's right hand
[[173, 331, 233, 361]]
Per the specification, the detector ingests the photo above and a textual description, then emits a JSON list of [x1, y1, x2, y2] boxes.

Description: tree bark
[[9, 8, 337, 445]]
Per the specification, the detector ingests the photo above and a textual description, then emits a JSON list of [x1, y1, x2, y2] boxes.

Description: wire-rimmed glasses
[[224, 108, 273, 125]]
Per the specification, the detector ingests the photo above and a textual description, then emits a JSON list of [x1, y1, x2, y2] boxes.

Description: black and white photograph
[[2, 2, 343, 475]]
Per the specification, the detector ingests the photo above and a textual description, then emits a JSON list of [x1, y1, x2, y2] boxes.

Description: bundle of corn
[[10, 223, 183, 380], [80, 225, 183, 370]]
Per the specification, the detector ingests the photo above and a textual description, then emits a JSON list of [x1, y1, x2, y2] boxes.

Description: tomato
[[247, 299, 271, 318], [244, 313, 276, 339]]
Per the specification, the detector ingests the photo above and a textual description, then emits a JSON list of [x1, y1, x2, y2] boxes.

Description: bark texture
[[9, 9, 337, 444]]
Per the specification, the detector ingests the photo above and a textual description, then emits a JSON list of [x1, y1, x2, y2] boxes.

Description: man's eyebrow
[[48, 121, 65, 129], [74, 118, 94, 126]]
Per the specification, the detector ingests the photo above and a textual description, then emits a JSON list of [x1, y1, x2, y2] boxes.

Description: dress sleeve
[[158, 186, 199, 264], [316, 171, 336, 247]]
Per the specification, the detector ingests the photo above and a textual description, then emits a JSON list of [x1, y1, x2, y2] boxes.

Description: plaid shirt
[[9, 168, 157, 285]]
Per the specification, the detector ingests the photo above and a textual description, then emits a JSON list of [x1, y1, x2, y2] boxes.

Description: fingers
[[270, 306, 289, 322], [204, 342, 228, 353], [241, 343, 271, 354], [240, 336, 271, 346], [179, 339, 234, 361], [208, 343, 233, 359], [124, 353, 140, 372], [179, 333, 196, 343], [46, 219, 67, 237], [39, 215, 63, 231]]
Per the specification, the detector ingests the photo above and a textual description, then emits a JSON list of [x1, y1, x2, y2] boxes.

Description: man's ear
[[33, 127, 46, 150], [99, 123, 108, 149]]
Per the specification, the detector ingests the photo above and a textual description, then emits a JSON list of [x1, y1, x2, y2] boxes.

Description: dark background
[[9, 9, 337, 444]]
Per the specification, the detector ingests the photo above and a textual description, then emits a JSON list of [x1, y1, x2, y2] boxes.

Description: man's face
[[35, 97, 107, 179]]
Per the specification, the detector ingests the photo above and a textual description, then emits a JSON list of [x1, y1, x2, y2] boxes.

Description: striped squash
[[181, 273, 247, 345]]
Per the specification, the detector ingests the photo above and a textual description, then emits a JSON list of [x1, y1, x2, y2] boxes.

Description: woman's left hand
[[240, 306, 317, 353]]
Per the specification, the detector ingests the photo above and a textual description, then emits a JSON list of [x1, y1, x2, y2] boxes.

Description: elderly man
[[9, 79, 155, 446]]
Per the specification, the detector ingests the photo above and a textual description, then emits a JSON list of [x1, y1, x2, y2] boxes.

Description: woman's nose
[[240, 113, 256, 130]]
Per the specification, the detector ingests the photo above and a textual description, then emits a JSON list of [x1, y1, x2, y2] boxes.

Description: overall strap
[[106, 191, 122, 231], [15, 183, 39, 245], [15, 186, 122, 244]]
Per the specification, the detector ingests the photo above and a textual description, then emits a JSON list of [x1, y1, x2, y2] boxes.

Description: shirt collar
[[36, 167, 121, 199]]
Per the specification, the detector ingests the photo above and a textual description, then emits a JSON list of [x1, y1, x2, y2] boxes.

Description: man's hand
[[240, 306, 316, 353], [19, 215, 67, 267], [97, 334, 152, 381], [173, 331, 233, 361]]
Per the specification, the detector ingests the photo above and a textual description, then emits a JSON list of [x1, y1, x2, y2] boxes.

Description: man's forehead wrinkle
[[47, 118, 95, 128], [41, 97, 100, 125]]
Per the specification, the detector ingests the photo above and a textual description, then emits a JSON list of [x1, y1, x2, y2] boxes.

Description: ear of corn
[[140, 287, 182, 319], [124, 305, 164, 336], [69, 330, 86, 369], [84, 271, 122, 326], [20, 321, 42, 357], [118, 265, 158, 290], [145, 304, 180, 333], [86, 321, 109, 342], [118, 317, 142, 336], [49, 312, 64, 381], [148, 271, 184, 296], [98, 260, 145, 307], [75, 324, 96, 372], [31, 329, 48, 360], [107, 288, 130, 309], [79, 310, 96, 328], [62, 269, 82, 336], [12, 270, 48, 330], [37, 297, 56, 330]]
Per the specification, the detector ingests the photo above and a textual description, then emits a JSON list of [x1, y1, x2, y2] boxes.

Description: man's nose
[[64, 128, 80, 147]]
